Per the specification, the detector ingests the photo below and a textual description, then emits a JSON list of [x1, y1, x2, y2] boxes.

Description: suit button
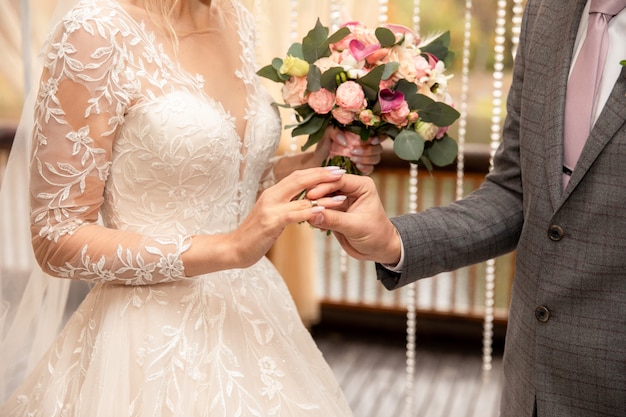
[[547, 225, 564, 241], [535, 306, 550, 322]]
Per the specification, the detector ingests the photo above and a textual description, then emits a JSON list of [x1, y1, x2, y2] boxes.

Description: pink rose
[[359, 109, 380, 127], [282, 76, 308, 106], [382, 101, 410, 127], [307, 88, 335, 114], [331, 107, 356, 125], [314, 54, 341, 73], [335, 81, 366, 112]]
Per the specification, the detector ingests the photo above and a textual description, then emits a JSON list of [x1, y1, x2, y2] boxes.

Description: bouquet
[[257, 19, 460, 174]]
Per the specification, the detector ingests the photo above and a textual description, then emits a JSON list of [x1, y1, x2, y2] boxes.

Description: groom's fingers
[[306, 174, 374, 201]]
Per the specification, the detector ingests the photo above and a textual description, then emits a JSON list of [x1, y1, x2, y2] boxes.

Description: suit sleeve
[[376, 0, 535, 290]]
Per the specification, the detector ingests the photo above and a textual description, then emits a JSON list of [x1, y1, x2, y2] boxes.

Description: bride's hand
[[231, 166, 346, 268], [315, 126, 385, 175]]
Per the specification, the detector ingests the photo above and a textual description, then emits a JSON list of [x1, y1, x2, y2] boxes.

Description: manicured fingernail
[[324, 165, 341, 170], [332, 195, 347, 201], [327, 168, 346, 175], [371, 137, 380, 145], [336, 133, 347, 146], [351, 148, 364, 155], [356, 164, 371, 173], [350, 156, 361, 163], [311, 206, 325, 213]]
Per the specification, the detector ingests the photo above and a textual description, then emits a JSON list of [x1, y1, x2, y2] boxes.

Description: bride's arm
[[31, 10, 341, 285]]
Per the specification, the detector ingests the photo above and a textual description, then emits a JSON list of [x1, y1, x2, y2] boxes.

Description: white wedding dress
[[0, 0, 352, 415]]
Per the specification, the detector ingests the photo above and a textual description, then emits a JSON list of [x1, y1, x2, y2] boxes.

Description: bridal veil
[[0, 0, 90, 402]]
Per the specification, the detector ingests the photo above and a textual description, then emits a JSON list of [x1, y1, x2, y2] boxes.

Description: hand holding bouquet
[[257, 19, 460, 173]]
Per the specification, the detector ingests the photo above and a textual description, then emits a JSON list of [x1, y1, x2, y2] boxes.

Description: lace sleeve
[[258, 155, 284, 191], [29, 7, 191, 285]]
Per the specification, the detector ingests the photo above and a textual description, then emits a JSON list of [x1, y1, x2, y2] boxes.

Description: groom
[[304, 0, 626, 416]]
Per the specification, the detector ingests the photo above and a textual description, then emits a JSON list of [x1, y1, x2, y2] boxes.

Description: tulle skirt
[[0, 258, 352, 417]]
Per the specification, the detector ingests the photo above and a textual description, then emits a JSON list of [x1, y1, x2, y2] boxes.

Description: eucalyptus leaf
[[292, 114, 326, 138], [407, 93, 435, 110], [293, 104, 315, 119], [419, 155, 434, 172], [381, 62, 400, 80], [325, 27, 351, 48], [425, 134, 458, 167], [356, 65, 385, 101], [419, 101, 460, 126], [306, 65, 322, 92], [394, 79, 418, 97], [287, 43, 304, 60], [420, 31, 451, 62], [375, 27, 396, 48], [302, 19, 331, 63], [256, 64, 284, 83], [393, 129, 425, 161], [320, 67, 345, 92], [299, 117, 330, 150]]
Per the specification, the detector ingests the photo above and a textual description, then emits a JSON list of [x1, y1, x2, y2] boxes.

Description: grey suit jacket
[[377, 1, 626, 416]]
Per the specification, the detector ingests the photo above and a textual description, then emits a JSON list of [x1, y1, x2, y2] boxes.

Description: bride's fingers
[[270, 167, 346, 202], [278, 194, 348, 227], [303, 195, 347, 209]]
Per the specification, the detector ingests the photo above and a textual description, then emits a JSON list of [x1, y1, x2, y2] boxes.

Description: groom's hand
[[306, 174, 402, 265]]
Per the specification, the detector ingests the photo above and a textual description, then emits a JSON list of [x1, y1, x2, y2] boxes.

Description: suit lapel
[[560, 66, 626, 200], [542, 0, 586, 210]]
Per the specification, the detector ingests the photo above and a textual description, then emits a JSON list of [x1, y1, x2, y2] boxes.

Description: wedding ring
[[310, 199, 319, 208]]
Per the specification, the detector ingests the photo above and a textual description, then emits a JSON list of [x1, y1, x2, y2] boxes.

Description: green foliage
[[421, 31, 455, 67], [425, 134, 458, 166], [375, 27, 398, 47], [302, 19, 350, 64], [394, 130, 425, 161]]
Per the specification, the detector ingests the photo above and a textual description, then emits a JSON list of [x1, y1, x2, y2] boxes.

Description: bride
[[0, 0, 382, 415]]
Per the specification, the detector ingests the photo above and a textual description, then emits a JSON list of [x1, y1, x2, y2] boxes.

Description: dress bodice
[[103, 83, 280, 237]]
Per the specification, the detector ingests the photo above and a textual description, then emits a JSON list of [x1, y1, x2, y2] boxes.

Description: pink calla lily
[[379, 89, 405, 113], [349, 39, 381, 62], [423, 52, 439, 69], [384, 23, 421, 44]]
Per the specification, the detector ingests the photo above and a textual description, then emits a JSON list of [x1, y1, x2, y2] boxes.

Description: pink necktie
[[562, 0, 626, 189]]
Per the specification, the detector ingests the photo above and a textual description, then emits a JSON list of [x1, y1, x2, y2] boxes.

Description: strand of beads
[[405, 163, 418, 416], [482, 0, 508, 381], [511, 0, 524, 58], [329, 0, 342, 31], [456, 0, 473, 201], [405, 2, 420, 414], [288, 0, 300, 155]]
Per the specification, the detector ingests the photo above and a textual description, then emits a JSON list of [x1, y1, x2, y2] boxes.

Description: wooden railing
[[314, 144, 515, 327]]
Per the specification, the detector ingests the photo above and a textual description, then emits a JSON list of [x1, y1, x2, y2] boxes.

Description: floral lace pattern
[[1, 0, 353, 416]]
